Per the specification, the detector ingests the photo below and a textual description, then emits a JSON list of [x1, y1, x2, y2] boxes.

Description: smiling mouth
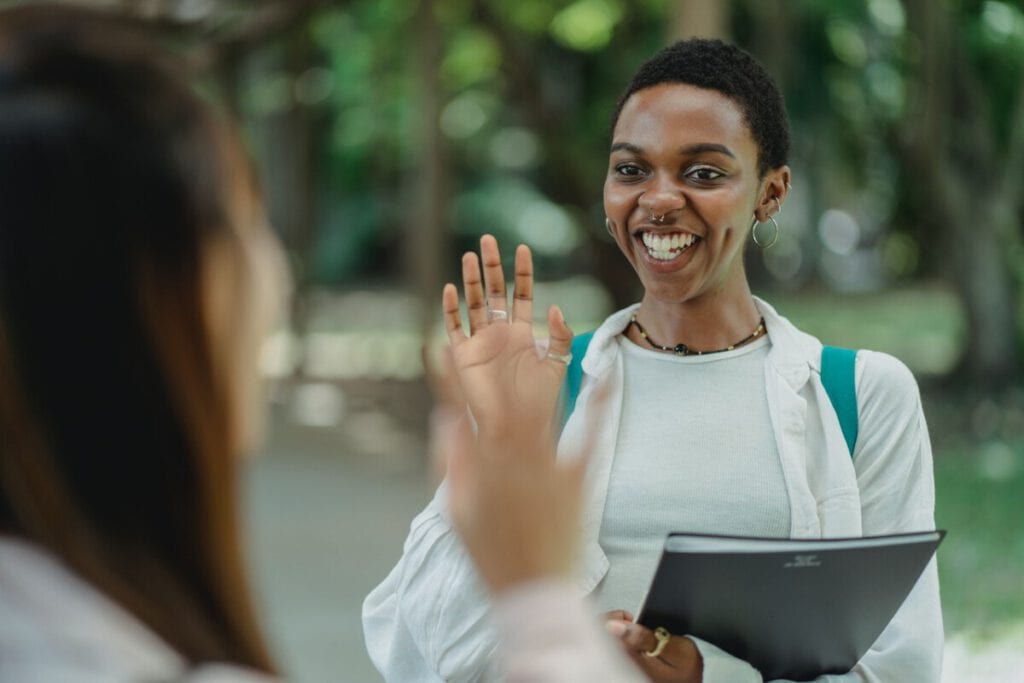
[[637, 230, 700, 261]]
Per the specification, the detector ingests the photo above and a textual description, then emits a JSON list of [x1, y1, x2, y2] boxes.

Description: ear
[[754, 166, 791, 223]]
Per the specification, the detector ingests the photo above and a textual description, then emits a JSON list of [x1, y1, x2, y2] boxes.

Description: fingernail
[[605, 620, 627, 637]]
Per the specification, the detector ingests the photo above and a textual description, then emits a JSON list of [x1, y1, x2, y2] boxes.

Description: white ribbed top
[[591, 334, 790, 615]]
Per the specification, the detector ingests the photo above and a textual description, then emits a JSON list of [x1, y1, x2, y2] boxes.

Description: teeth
[[639, 231, 697, 260]]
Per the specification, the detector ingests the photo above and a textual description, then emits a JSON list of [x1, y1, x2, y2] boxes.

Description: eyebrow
[[609, 142, 736, 159]]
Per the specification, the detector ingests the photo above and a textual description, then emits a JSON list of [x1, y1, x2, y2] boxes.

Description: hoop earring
[[752, 215, 779, 249], [605, 217, 614, 237]]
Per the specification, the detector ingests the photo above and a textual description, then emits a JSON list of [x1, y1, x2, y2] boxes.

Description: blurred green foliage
[[935, 439, 1024, 637], [224, 0, 1024, 381], [771, 287, 965, 376], [237, 0, 1021, 296]]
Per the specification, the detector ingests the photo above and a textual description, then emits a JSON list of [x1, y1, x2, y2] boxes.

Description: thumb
[[444, 412, 477, 519], [546, 305, 573, 359]]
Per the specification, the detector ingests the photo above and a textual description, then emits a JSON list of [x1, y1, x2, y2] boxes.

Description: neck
[[631, 286, 761, 353]]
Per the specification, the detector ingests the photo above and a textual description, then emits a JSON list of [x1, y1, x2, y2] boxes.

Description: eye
[[614, 163, 646, 178], [685, 166, 724, 182]]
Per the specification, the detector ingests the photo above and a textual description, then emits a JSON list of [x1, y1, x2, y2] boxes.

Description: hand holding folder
[[635, 531, 945, 681]]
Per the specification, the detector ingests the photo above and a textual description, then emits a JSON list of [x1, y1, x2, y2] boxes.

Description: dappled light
[[6, 0, 1023, 681]]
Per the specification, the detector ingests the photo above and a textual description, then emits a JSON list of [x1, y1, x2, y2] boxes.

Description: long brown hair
[[0, 5, 275, 672]]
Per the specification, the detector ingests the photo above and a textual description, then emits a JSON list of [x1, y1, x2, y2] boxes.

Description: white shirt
[[593, 335, 789, 615], [0, 536, 279, 683], [362, 297, 943, 683]]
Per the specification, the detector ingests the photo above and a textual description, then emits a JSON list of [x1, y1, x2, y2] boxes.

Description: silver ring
[[546, 351, 572, 365], [643, 627, 671, 658], [650, 213, 666, 224], [487, 309, 508, 322]]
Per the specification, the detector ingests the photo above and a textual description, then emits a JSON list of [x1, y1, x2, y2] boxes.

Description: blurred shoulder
[[856, 349, 920, 408], [0, 538, 281, 683], [0, 536, 184, 682], [851, 352, 925, 428]]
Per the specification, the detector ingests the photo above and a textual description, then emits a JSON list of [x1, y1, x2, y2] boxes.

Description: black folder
[[635, 530, 945, 681]]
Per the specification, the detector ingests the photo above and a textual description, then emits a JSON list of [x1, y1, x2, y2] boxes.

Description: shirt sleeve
[[361, 481, 499, 683], [692, 350, 943, 683], [492, 580, 648, 683], [843, 350, 943, 682]]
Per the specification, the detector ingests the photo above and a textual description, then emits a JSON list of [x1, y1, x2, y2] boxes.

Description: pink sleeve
[[492, 579, 647, 683]]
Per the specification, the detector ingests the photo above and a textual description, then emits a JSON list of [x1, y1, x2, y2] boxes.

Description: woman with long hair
[[0, 6, 284, 680]]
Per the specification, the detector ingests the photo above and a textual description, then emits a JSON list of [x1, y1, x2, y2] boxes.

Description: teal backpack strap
[[561, 331, 594, 427], [821, 345, 859, 456]]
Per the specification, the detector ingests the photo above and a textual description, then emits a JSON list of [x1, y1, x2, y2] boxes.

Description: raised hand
[[437, 234, 586, 593], [442, 234, 572, 444]]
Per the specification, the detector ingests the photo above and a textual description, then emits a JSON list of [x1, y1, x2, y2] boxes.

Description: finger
[[626, 651, 679, 681], [479, 234, 508, 317], [462, 252, 488, 334], [440, 346, 464, 404], [616, 624, 690, 677], [426, 343, 467, 485], [546, 305, 573, 359], [647, 632, 695, 671], [444, 412, 478, 525], [442, 283, 467, 348], [421, 341, 441, 394], [512, 244, 533, 323], [603, 610, 634, 623], [617, 623, 660, 656], [564, 377, 611, 465], [423, 342, 464, 408], [560, 431, 592, 502]]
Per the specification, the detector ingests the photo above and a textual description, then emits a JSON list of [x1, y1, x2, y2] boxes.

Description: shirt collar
[[581, 297, 818, 391]]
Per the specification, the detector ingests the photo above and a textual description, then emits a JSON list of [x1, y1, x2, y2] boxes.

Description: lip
[[631, 227, 701, 272]]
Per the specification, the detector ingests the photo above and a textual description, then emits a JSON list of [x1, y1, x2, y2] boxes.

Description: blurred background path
[[246, 395, 433, 683]]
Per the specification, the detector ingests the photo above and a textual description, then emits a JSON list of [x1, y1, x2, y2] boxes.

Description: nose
[[638, 174, 685, 219]]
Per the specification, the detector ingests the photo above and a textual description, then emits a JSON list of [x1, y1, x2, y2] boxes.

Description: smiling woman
[[364, 39, 942, 683], [604, 82, 788, 325]]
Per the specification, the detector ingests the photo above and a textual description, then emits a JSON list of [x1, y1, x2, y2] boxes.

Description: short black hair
[[611, 38, 789, 176]]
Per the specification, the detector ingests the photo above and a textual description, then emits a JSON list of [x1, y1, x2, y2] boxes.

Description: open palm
[[442, 235, 573, 442]]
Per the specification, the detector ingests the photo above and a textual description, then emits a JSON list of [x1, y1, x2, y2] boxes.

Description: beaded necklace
[[628, 314, 767, 356]]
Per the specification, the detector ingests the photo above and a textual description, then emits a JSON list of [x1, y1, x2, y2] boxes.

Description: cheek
[[708, 190, 756, 238], [602, 181, 616, 216], [602, 180, 634, 219]]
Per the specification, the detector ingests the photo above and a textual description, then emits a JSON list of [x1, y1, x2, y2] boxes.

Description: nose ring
[[650, 213, 666, 225]]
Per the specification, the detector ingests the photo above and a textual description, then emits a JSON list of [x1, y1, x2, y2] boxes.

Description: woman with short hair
[[365, 39, 942, 683]]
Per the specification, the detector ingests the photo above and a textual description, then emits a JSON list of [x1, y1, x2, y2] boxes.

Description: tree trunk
[[409, 0, 450, 334], [904, 0, 1020, 387], [242, 31, 318, 377], [473, 0, 639, 310]]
